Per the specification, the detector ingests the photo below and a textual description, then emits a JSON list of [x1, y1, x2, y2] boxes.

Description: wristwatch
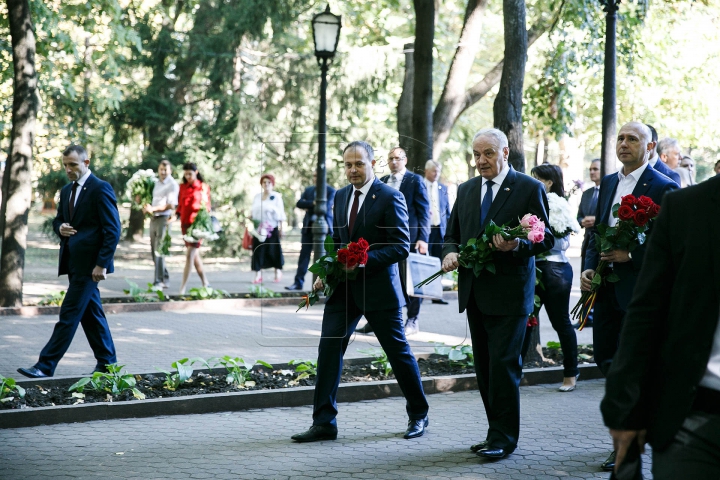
[[628, 252, 633, 261]]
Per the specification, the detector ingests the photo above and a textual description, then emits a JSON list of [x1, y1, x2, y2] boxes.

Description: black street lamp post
[[599, 0, 621, 178], [311, 5, 341, 262]]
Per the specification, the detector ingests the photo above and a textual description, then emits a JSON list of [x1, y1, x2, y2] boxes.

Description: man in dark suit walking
[[356, 146, 431, 336], [18, 145, 121, 378], [442, 128, 554, 460], [601, 176, 720, 479], [286, 172, 336, 291], [645, 124, 680, 186], [424, 160, 452, 305], [581, 121, 678, 470], [291, 141, 429, 443]]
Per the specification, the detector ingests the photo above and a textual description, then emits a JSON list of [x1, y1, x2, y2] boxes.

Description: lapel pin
[[643, 183, 647, 187], [372, 194, 376, 199], [504, 187, 510, 191]]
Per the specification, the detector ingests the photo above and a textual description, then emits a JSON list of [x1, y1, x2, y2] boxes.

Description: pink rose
[[532, 220, 546, 232], [527, 229, 545, 243], [520, 214, 539, 229]]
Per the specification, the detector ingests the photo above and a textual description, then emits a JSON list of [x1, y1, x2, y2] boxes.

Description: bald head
[[622, 122, 651, 145], [616, 121, 653, 169]]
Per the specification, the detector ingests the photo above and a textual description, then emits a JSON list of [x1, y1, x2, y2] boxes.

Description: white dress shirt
[[608, 162, 649, 227], [425, 179, 441, 226], [700, 310, 720, 392], [481, 163, 510, 202], [151, 176, 180, 217], [72, 169, 92, 208], [251, 192, 287, 229], [387, 169, 405, 191], [346, 176, 375, 222]]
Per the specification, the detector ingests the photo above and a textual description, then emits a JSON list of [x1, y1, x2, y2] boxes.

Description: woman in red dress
[[176, 162, 210, 294]]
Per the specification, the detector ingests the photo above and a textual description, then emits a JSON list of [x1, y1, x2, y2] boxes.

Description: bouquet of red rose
[[570, 194, 661, 329], [414, 214, 547, 290], [296, 236, 370, 311]]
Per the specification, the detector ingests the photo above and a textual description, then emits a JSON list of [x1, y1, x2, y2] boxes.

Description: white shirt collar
[[76, 169, 92, 187], [618, 161, 648, 182], [392, 168, 406, 180], [354, 176, 375, 196], [482, 163, 510, 187], [157, 175, 171, 184]]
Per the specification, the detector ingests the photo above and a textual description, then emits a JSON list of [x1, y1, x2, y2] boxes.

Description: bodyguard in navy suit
[[291, 141, 429, 443], [581, 122, 678, 471], [18, 145, 121, 378], [645, 124, 680, 186], [286, 173, 336, 290], [442, 129, 554, 460]]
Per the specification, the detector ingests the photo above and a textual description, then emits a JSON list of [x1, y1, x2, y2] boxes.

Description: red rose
[[357, 238, 369, 251], [360, 252, 369, 265], [637, 195, 654, 209], [346, 253, 360, 266], [633, 209, 649, 227], [648, 203, 660, 218], [621, 195, 637, 207], [617, 205, 635, 221], [337, 249, 349, 265]]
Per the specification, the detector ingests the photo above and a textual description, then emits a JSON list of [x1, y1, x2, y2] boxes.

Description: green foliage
[[159, 229, 172, 256], [184, 207, 219, 243], [0, 374, 26, 403], [185, 286, 229, 300], [358, 348, 393, 376], [123, 280, 166, 302], [249, 285, 281, 298], [546, 341, 562, 351], [210, 356, 273, 386], [433, 343, 474, 367], [155, 358, 195, 391], [38, 290, 66, 306], [69, 363, 145, 400], [288, 359, 318, 380], [40, 216, 61, 244]]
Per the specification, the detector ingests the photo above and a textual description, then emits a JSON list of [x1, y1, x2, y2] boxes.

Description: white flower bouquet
[[126, 169, 157, 211], [183, 207, 220, 243], [547, 192, 581, 238]]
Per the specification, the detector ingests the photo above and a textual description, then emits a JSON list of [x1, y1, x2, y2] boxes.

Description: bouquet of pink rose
[[414, 214, 546, 289]]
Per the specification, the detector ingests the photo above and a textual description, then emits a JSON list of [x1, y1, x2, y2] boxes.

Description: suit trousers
[[428, 226, 444, 260], [466, 294, 527, 450], [312, 301, 429, 427], [35, 274, 117, 375], [592, 280, 626, 376], [400, 245, 422, 320], [293, 228, 313, 287], [150, 216, 170, 284], [653, 410, 720, 480]]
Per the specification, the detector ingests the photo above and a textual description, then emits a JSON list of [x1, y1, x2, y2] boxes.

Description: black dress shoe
[[291, 425, 338, 443], [403, 416, 429, 439], [601, 450, 616, 471], [432, 299, 449, 305], [355, 324, 374, 334], [17, 367, 50, 379], [477, 447, 510, 459], [470, 440, 489, 452], [285, 284, 304, 291]]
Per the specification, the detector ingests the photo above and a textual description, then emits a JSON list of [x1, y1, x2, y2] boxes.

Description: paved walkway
[[0, 380, 653, 479]]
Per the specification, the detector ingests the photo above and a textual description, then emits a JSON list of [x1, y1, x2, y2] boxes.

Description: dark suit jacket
[[577, 185, 599, 247], [442, 167, 555, 316], [435, 182, 452, 238], [585, 165, 678, 310], [53, 174, 121, 277], [601, 176, 720, 450], [296, 185, 336, 236], [650, 158, 681, 186], [380, 171, 430, 245], [328, 177, 410, 312]]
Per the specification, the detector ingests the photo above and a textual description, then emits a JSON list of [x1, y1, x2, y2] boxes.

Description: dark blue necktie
[[590, 186, 599, 212], [480, 180, 494, 226]]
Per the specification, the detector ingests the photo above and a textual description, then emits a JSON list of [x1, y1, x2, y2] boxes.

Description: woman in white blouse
[[250, 174, 286, 283]]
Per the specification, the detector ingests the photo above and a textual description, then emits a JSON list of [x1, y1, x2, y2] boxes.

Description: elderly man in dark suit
[[286, 172, 336, 291], [291, 141, 429, 443], [581, 121, 678, 471], [442, 128, 554, 460], [645, 124, 680, 186], [18, 145, 121, 378], [601, 176, 720, 479], [424, 160, 452, 305], [357, 146, 431, 336]]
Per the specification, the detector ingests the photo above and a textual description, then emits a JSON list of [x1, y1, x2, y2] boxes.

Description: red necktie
[[68, 182, 79, 219], [348, 190, 361, 234]]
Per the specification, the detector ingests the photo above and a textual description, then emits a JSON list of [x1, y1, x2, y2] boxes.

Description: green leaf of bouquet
[[612, 204, 620, 217], [324, 235, 336, 253], [591, 274, 603, 287], [597, 224, 607, 235], [485, 263, 496, 274], [606, 273, 620, 283], [467, 238, 477, 246], [308, 263, 323, 275], [605, 227, 617, 237]]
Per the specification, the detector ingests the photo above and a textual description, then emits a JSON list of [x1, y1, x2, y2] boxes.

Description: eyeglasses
[[589, 168, 600, 171]]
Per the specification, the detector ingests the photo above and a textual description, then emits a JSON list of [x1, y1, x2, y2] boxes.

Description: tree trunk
[[126, 209, 145, 241], [523, 325, 546, 366], [493, 0, 528, 173], [0, 0, 38, 307], [410, 0, 435, 173], [397, 43, 415, 150]]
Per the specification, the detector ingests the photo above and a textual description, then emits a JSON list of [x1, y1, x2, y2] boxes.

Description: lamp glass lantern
[[312, 6, 341, 59]]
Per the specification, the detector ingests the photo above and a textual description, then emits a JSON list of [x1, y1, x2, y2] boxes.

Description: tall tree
[[0, 0, 38, 307], [493, 0, 528, 172], [410, 0, 435, 172]]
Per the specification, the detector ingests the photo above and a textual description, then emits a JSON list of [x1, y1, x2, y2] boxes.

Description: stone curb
[[0, 292, 460, 317], [0, 363, 601, 430]]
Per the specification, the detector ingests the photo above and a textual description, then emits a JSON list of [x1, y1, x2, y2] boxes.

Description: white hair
[[656, 137, 680, 156], [424, 160, 441, 171], [472, 128, 508, 150]]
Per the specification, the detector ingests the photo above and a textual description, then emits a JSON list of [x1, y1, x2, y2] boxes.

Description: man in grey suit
[[442, 128, 554, 460], [645, 125, 680, 186]]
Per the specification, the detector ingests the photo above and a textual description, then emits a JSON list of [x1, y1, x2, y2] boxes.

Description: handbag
[[242, 229, 253, 250], [210, 215, 223, 234], [405, 252, 444, 300]]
